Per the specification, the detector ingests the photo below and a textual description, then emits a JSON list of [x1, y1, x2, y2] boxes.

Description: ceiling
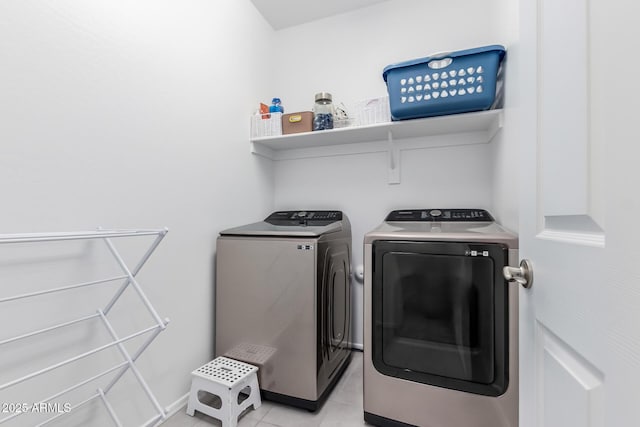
[[251, 0, 390, 30]]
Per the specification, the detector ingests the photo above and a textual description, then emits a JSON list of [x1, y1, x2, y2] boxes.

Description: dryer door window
[[372, 241, 509, 396]]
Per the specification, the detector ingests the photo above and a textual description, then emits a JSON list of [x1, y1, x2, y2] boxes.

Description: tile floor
[[162, 351, 367, 427]]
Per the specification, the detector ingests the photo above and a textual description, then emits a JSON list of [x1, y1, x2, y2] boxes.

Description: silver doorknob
[[503, 259, 533, 288]]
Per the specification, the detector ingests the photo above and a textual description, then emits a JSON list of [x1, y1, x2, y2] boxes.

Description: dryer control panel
[[265, 210, 343, 226], [385, 209, 494, 222]]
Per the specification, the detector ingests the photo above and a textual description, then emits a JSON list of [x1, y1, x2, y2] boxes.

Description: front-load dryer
[[215, 210, 352, 411], [364, 209, 518, 427]]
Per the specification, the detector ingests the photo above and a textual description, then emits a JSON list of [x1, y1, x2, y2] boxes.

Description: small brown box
[[282, 111, 313, 135]]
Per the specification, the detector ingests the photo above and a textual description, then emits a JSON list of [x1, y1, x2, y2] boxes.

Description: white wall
[[490, 0, 520, 233], [270, 0, 515, 346], [0, 1, 274, 425]]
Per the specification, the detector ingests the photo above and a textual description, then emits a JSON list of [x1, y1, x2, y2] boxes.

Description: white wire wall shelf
[[0, 228, 170, 427], [250, 109, 503, 184]]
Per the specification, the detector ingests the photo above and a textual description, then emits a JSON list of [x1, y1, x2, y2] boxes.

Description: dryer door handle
[[503, 259, 533, 288]]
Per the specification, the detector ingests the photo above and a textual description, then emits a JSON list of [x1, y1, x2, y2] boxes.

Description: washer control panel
[[385, 209, 494, 222], [265, 210, 342, 226]]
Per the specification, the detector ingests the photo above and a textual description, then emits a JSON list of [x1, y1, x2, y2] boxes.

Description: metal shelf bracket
[[387, 130, 401, 184]]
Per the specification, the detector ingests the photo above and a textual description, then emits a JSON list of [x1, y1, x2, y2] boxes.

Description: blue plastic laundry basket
[[383, 45, 505, 120]]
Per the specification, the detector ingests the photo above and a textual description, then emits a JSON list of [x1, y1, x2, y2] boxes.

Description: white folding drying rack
[[0, 228, 170, 427]]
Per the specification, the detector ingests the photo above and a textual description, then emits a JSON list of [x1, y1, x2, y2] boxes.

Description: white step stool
[[186, 356, 261, 427]]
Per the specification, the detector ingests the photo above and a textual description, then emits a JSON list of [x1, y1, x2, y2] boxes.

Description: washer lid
[[219, 210, 345, 237]]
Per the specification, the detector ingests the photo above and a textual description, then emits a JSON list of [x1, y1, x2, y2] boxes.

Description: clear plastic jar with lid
[[313, 92, 334, 131]]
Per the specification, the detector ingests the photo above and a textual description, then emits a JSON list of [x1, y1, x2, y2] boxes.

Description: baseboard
[[143, 392, 189, 425], [165, 393, 190, 415]]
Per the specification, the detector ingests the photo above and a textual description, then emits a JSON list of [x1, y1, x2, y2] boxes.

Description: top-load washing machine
[[215, 210, 352, 411], [363, 209, 518, 427]]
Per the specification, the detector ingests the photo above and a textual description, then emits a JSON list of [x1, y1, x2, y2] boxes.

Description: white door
[[517, 0, 640, 426]]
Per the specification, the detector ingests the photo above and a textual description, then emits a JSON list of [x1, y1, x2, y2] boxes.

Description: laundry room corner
[[488, 0, 520, 234], [269, 0, 515, 348]]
